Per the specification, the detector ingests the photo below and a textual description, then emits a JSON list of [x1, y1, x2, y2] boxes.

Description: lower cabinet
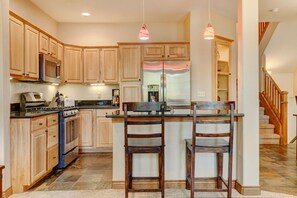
[[78, 109, 115, 152], [10, 113, 59, 193]]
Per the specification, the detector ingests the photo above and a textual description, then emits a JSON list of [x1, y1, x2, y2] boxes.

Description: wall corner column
[[236, 0, 260, 195]]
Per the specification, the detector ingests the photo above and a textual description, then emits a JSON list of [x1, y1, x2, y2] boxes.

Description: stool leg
[[128, 153, 133, 189], [227, 152, 233, 198], [185, 145, 191, 190], [217, 153, 223, 189], [159, 149, 165, 198], [125, 152, 129, 198], [190, 151, 195, 198]]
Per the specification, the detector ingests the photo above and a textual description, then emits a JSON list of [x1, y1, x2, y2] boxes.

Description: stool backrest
[[191, 101, 235, 149], [123, 102, 166, 147]]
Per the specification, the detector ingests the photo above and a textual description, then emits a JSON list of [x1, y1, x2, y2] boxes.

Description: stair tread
[[259, 107, 265, 111], [260, 115, 269, 120], [260, 133, 280, 138], [260, 123, 275, 129]]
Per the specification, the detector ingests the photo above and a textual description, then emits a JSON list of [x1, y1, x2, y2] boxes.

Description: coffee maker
[[112, 89, 120, 106]]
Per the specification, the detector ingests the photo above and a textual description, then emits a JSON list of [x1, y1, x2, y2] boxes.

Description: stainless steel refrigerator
[[142, 61, 191, 106]]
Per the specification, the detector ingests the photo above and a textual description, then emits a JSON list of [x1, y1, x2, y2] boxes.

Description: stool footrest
[[194, 188, 228, 192], [132, 176, 160, 180], [128, 188, 163, 192]]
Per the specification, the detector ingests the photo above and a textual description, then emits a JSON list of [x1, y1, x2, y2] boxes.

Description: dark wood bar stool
[[185, 101, 235, 198], [123, 102, 165, 198]]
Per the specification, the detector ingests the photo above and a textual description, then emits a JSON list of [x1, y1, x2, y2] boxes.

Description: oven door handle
[[64, 115, 80, 122]]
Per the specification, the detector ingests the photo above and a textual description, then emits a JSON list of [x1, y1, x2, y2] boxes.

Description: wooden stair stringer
[[259, 92, 283, 144], [259, 22, 279, 56]]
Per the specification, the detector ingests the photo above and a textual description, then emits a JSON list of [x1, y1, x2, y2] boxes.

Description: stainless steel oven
[[64, 115, 79, 153]]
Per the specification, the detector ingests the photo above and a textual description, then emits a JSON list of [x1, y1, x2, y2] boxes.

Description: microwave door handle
[[56, 64, 61, 78]]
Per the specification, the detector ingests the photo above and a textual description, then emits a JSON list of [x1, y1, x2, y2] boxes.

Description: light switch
[[197, 91, 206, 98]]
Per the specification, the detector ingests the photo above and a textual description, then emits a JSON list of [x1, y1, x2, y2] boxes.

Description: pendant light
[[139, 0, 149, 40], [204, 0, 215, 40]]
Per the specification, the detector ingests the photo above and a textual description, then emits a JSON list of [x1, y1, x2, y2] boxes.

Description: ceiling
[[29, 0, 297, 23]]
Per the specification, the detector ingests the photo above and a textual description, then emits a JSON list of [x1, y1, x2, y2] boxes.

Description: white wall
[[10, 80, 58, 103], [58, 22, 185, 46], [190, 1, 237, 101], [58, 84, 119, 100], [9, 0, 58, 37], [0, 0, 11, 191]]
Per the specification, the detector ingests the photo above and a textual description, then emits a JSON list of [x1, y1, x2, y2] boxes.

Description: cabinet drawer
[[31, 116, 46, 131], [47, 145, 58, 170], [47, 114, 58, 126], [96, 109, 117, 117], [47, 125, 58, 149]]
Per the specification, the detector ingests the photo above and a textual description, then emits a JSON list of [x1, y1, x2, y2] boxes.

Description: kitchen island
[[107, 110, 244, 188]]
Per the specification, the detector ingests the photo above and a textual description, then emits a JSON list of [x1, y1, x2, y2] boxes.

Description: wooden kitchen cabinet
[[119, 45, 141, 82], [30, 128, 47, 183], [78, 110, 95, 148], [64, 46, 83, 83], [143, 43, 190, 60], [24, 24, 39, 78], [213, 37, 232, 104], [58, 43, 64, 82], [39, 32, 49, 54], [83, 48, 100, 83], [10, 113, 59, 193], [49, 38, 58, 58], [101, 48, 118, 83], [96, 109, 114, 147], [120, 82, 142, 103], [9, 15, 24, 76]]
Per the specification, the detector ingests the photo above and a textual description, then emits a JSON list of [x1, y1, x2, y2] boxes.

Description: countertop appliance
[[142, 61, 191, 106], [39, 53, 61, 84], [20, 92, 79, 169]]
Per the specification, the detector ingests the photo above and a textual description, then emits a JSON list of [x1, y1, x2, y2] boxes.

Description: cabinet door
[[47, 145, 58, 170], [96, 117, 113, 147], [84, 48, 100, 83], [64, 46, 83, 83], [121, 83, 142, 102], [31, 129, 47, 183], [165, 44, 189, 59], [78, 110, 94, 148], [58, 43, 64, 82], [39, 32, 49, 54], [101, 48, 118, 83], [47, 125, 58, 149], [119, 45, 141, 82], [24, 24, 39, 79], [9, 16, 24, 76], [143, 45, 165, 59], [49, 38, 58, 58]]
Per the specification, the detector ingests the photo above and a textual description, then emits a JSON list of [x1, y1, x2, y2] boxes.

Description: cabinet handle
[[53, 135, 56, 138], [26, 74, 29, 76], [45, 129, 48, 132], [65, 80, 67, 83], [139, 79, 141, 81], [53, 119, 56, 122], [39, 123, 43, 126], [53, 157, 56, 159]]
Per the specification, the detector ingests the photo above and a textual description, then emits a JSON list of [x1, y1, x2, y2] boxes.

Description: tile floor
[[32, 144, 297, 196]]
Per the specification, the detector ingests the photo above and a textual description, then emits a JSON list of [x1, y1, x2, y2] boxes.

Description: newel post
[[280, 91, 288, 145]]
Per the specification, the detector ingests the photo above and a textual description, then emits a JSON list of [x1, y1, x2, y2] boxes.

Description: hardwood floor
[[32, 144, 297, 196], [260, 143, 297, 195]]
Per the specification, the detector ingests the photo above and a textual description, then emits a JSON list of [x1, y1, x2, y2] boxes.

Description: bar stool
[[185, 101, 235, 198], [123, 102, 165, 198]]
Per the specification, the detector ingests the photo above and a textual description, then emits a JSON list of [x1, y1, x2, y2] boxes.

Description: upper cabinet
[[39, 32, 58, 58], [119, 45, 141, 82], [213, 36, 233, 103], [143, 43, 190, 60], [84, 48, 100, 83], [9, 16, 39, 79], [64, 46, 83, 83], [101, 48, 118, 84], [9, 16, 24, 76]]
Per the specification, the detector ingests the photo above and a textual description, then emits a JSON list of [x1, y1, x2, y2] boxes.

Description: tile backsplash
[[10, 80, 119, 103]]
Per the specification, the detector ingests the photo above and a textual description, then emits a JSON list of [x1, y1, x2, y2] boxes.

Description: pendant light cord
[[208, 0, 211, 23], [142, 0, 145, 24]]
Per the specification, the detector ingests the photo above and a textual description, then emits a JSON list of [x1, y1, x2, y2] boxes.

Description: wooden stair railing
[[259, 68, 288, 145], [259, 22, 269, 43]]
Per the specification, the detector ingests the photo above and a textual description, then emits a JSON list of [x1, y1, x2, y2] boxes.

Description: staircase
[[259, 107, 280, 144]]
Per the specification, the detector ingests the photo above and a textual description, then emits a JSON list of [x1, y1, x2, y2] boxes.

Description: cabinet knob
[[39, 123, 43, 126], [45, 129, 48, 132], [53, 135, 56, 138], [139, 79, 141, 81], [22, 73, 25, 75], [53, 119, 56, 122], [26, 74, 29, 76], [65, 80, 67, 83]]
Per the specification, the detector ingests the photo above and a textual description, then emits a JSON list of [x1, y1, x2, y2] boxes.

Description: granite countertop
[[78, 105, 119, 109], [106, 109, 244, 118], [75, 100, 119, 109], [10, 110, 59, 118]]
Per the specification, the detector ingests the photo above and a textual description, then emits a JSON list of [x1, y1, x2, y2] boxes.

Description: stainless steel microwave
[[39, 53, 61, 84]]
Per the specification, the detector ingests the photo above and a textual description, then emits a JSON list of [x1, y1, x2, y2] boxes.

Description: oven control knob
[[63, 111, 68, 117]]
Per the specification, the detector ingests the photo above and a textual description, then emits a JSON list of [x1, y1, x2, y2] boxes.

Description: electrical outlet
[[197, 91, 206, 98]]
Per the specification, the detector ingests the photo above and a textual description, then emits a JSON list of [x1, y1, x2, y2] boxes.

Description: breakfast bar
[[107, 110, 244, 187]]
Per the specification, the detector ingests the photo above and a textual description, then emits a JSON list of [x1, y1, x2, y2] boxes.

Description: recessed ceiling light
[[269, 8, 279, 13], [81, 12, 91, 17]]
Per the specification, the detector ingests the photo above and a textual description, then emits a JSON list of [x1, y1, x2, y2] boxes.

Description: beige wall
[[58, 22, 185, 46], [1, 0, 11, 191], [9, 0, 58, 37]]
